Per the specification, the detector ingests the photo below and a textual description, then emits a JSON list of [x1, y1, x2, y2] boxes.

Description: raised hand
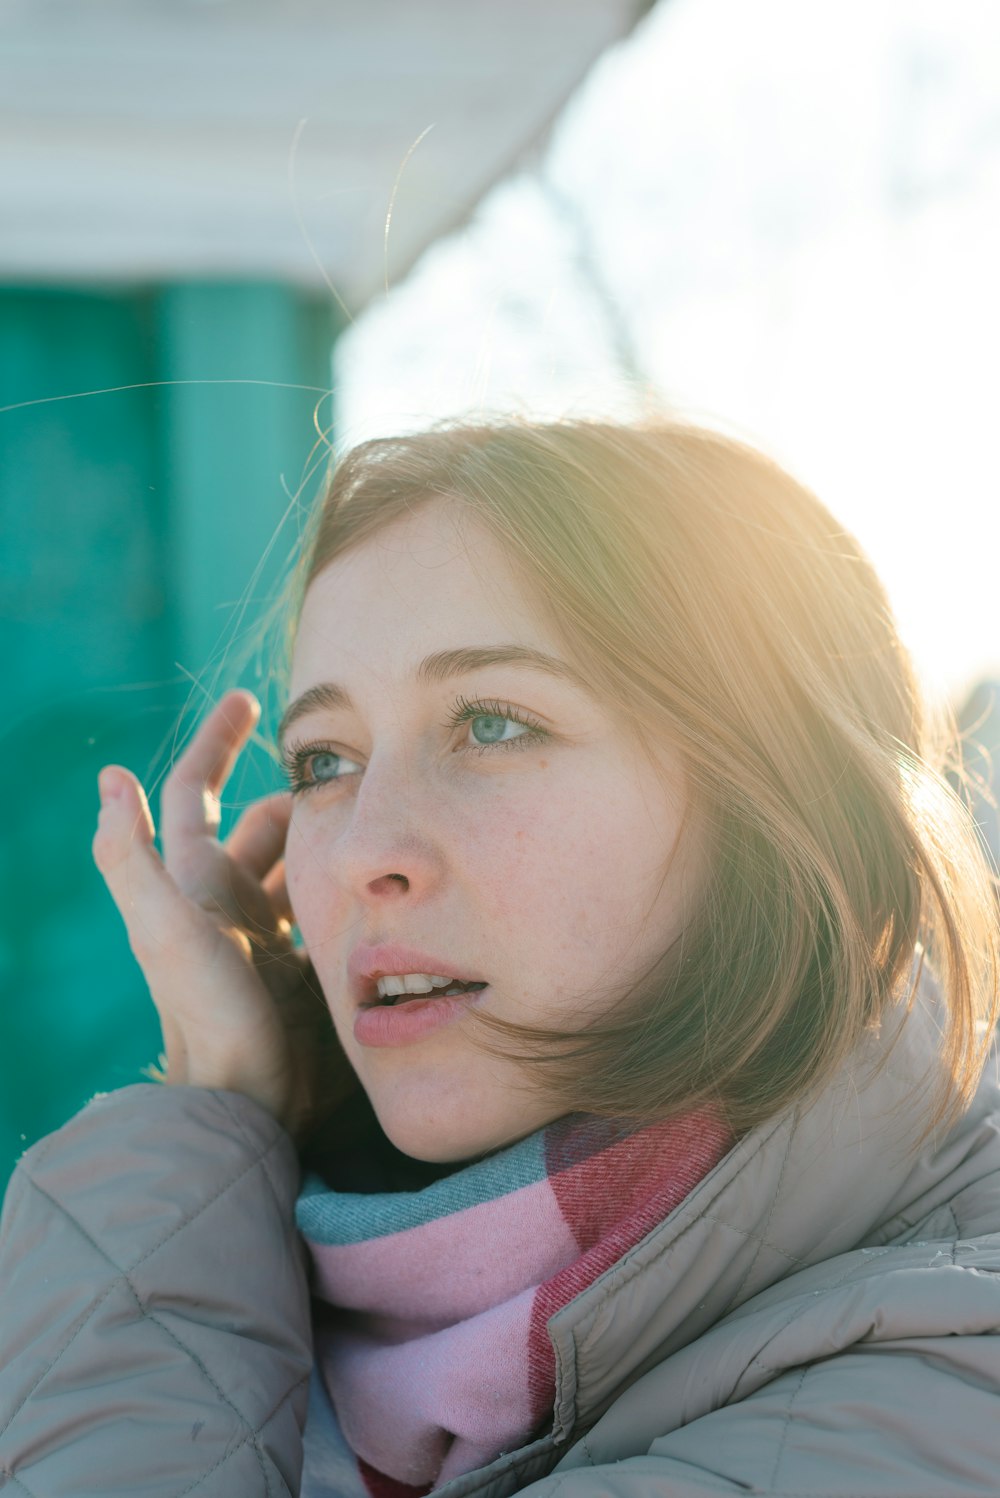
[[91, 689, 356, 1143]]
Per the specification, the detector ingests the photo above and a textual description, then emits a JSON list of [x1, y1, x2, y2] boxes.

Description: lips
[[347, 942, 489, 1009]]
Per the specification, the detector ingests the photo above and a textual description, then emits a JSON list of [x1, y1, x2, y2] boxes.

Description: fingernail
[[98, 769, 123, 804]]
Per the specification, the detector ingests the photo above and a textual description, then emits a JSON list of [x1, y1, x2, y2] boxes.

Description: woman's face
[[283, 499, 705, 1162]]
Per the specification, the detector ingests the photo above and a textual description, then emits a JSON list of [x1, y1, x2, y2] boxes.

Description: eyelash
[[280, 695, 549, 796]]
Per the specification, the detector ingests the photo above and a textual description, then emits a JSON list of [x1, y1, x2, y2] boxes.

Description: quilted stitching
[[0, 1091, 309, 1496], [744, 1248, 897, 1377], [0, 1129, 287, 1442], [216, 1092, 289, 1225], [167, 1374, 310, 1498], [721, 1107, 800, 1315], [2, 1467, 40, 1496], [768, 1366, 808, 1490]]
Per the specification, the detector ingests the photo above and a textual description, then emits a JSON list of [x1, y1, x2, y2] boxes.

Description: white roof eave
[[0, 0, 651, 310]]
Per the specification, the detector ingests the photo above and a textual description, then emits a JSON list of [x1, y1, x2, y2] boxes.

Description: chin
[[376, 1109, 492, 1166], [371, 1090, 546, 1166]]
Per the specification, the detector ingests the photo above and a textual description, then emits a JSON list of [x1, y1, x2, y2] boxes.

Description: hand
[[92, 689, 357, 1144]]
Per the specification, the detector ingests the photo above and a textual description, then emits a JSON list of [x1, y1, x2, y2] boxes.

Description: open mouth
[[374, 980, 489, 1008]]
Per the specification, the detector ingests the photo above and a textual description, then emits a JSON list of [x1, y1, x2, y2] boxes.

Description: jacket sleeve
[[0, 1083, 313, 1496]]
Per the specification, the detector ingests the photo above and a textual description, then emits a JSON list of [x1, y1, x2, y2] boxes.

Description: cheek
[[283, 817, 346, 943], [476, 782, 620, 944], [496, 772, 684, 953]]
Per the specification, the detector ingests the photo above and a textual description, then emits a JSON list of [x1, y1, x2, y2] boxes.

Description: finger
[[160, 691, 260, 866], [92, 767, 197, 968], [224, 792, 292, 880]]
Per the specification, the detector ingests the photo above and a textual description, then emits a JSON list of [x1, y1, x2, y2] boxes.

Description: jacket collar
[[545, 953, 1000, 1439]]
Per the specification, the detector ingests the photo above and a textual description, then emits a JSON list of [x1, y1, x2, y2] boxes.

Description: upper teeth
[[375, 972, 455, 998]]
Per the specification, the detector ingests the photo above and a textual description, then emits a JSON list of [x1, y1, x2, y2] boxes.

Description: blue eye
[[446, 695, 548, 756], [280, 745, 361, 795], [469, 713, 521, 745], [310, 751, 342, 782]]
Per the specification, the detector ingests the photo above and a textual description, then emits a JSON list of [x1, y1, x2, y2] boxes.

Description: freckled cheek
[[476, 790, 603, 922]]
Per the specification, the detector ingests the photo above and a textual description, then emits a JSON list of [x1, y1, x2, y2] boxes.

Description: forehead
[[291, 500, 555, 690]]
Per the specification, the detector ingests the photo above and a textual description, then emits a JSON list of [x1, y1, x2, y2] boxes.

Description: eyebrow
[[277, 644, 588, 749]]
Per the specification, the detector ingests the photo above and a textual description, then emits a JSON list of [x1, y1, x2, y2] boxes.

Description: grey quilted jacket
[[2, 963, 1000, 1497]]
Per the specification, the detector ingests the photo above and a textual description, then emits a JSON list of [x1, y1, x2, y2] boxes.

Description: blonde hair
[[286, 416, 1000, 1138]]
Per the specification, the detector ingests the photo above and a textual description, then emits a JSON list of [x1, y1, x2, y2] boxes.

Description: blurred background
[[2, 0, 999, 1182]]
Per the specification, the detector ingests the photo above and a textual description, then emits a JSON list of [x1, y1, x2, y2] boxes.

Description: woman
[[2, 417, 999, 1496]]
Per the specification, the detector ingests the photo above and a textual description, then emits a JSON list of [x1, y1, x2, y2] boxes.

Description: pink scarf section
[[299, 1108, 733, 1496]]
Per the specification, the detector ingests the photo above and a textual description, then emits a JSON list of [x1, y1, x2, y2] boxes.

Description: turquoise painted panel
[[0, 283, 337, 1182], [156, 282, 336, 686]]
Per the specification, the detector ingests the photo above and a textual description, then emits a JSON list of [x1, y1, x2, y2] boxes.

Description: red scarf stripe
[[527, 1111, 733, 1420]]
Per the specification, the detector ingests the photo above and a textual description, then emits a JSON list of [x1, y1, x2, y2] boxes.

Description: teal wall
[[0, 282, 337, 1181]]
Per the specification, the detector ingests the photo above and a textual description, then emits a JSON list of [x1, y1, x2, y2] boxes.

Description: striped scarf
[[296, 1102, 733, 1497]]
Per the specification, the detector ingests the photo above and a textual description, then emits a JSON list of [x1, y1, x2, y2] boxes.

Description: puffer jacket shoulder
[[0, 1083, 313, 1496]]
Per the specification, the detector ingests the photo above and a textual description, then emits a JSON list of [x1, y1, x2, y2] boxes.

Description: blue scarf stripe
[[296, 1126, 548, 1244]]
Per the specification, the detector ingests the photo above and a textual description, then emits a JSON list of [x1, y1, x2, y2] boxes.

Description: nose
[[326, 748, 447, 904]]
